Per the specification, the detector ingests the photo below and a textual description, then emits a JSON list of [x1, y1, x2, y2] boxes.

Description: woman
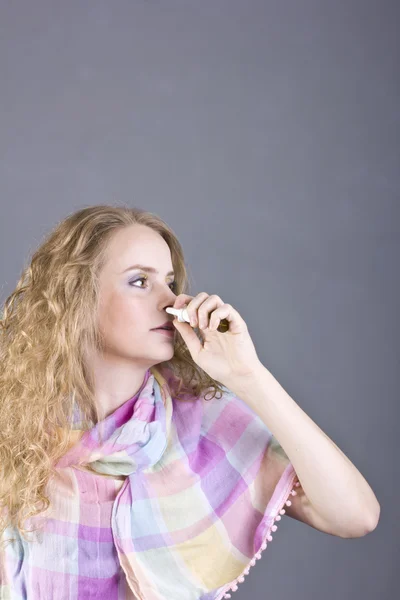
[[0, 205, 380, 599]]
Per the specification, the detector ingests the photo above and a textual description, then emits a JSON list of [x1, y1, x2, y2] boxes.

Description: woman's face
[[96, 224, 178, 368]]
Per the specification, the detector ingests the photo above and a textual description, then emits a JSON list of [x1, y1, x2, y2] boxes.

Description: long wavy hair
[[0, 204, 225, 550]]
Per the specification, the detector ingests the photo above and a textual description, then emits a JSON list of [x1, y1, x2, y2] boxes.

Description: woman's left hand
[[170, 292, 262, 387]]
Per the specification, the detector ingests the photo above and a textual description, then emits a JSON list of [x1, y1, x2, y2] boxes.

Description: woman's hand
[[169, 292, 262, 387]]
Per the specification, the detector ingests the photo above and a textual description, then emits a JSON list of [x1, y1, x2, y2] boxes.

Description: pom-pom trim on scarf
[[216, 477, 302, 599]]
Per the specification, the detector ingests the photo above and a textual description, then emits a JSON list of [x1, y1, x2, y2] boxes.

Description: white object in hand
[[165, 306, 190, 323]]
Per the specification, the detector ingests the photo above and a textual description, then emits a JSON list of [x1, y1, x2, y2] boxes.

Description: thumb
[[172, 318, 202, 356]]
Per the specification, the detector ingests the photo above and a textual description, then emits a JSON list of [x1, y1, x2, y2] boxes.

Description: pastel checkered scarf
[[1, 366, 300, 599]]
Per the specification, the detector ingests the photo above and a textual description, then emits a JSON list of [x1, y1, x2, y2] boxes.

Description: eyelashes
[[129, 276, 177, 292]]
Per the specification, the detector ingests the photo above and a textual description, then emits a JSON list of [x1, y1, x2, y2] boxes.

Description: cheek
[[99, 291, 142, 332]]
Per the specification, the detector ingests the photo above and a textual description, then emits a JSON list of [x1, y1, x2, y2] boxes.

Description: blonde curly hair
[[0, 204, 224, 550]]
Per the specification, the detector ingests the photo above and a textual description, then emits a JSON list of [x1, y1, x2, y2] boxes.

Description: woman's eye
[[129, 277, 147, 288], [129, 277, 177, 291]]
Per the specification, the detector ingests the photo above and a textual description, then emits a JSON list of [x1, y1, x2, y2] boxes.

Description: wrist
[[228, 360, 266, 397]]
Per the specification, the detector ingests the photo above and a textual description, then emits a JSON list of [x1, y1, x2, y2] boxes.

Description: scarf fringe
[[216, 476, 302, 600]]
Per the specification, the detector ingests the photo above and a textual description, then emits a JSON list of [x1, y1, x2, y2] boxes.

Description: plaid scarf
[[1, 366, 300, 599]]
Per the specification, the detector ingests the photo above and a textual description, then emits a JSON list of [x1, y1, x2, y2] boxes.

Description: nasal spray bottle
[[165, 306, 230, 333]]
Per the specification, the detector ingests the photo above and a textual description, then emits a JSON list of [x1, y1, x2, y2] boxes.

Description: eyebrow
[[122, 264, 175, 276]]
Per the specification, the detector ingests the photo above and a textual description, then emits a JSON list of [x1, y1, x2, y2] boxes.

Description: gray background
[[0, 1, 398, 598]]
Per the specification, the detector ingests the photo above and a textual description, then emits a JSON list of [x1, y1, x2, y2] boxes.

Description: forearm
[[229, 362, 380, 533]]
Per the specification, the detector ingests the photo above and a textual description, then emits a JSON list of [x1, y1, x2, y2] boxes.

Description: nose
[[161, 287, 177, 311]]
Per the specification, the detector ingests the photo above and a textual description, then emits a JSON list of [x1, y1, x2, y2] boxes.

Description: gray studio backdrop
[[0, 1, 397, 598]]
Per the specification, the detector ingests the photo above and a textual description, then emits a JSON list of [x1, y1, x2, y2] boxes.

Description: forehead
[[103, 224, 172, 271]]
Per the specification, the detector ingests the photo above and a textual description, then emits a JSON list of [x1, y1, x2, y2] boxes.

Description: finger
[[211, 303, 245, 334], [172, 294, 194, 309], [197, 295, 224, 329], [184, 292, 210, 327], [207, 304, 231, 331], [171, 293, 209, 327]]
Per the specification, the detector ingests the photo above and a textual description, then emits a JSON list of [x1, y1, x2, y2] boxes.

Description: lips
[[152, 321, 174, 331], [152, 328, 175, 336]]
